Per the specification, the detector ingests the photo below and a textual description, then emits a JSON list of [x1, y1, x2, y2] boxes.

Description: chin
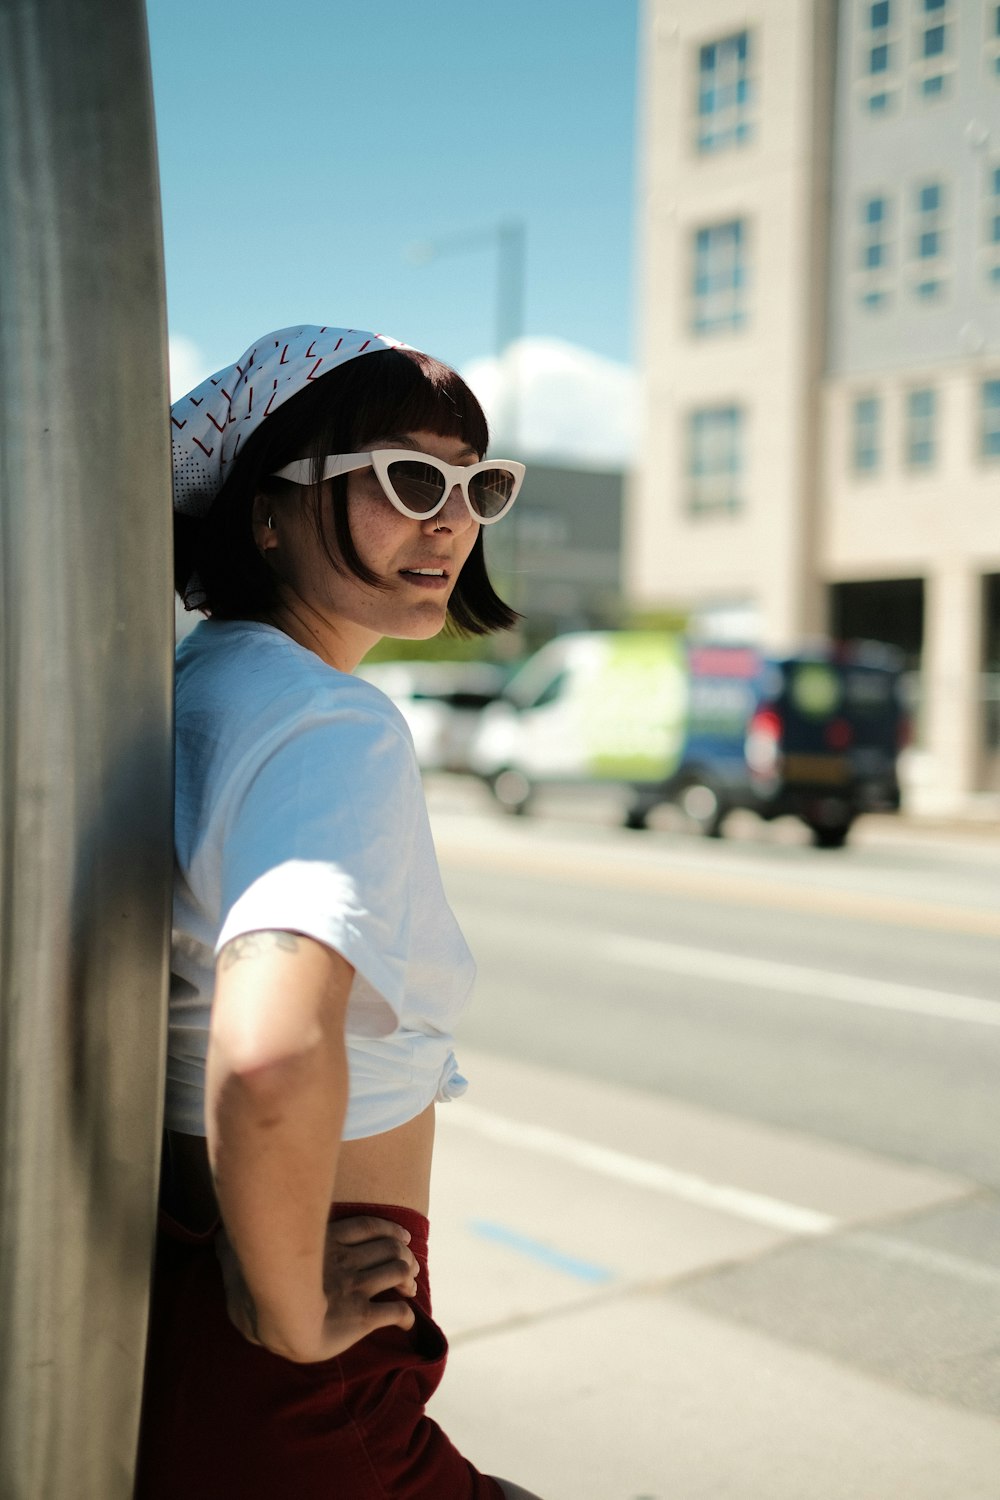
[[389, 609, 449, 642]]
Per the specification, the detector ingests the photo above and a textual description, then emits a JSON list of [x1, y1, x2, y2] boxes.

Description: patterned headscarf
[[170, 324, 406, 516]]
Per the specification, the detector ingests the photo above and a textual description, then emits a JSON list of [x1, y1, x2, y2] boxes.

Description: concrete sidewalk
[[426, 1048, 1000, 1500]]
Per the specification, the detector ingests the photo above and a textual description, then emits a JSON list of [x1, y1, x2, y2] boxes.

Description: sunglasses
[[272, 450, 525, 524]]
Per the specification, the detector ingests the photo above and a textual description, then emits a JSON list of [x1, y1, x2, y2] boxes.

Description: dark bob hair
[[174, 348, 519, 636]]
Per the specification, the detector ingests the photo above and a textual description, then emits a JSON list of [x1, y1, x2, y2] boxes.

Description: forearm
[[206, 931, 353, 1358], [207, 1031, 346, 1353]]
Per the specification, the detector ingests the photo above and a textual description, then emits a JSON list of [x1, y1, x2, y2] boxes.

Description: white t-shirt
[[168, 618, 476, 1139]]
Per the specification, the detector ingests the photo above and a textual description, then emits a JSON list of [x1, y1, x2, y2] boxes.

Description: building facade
[[632, 0, 1000, 811], [489, 461, 624, 646]]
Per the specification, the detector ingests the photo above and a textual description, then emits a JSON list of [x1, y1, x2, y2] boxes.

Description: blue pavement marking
[[468, 1219, 616, 1285]]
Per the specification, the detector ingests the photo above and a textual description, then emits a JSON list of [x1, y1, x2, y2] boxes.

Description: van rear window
[[844, 671, 893, 709]]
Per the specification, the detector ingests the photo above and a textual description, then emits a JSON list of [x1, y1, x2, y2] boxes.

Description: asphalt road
[[421, 778, 1000, 1499]]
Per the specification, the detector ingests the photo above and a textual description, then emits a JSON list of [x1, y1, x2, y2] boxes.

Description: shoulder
[[178, 620, 409, 736], [175, 620, 418, 804]]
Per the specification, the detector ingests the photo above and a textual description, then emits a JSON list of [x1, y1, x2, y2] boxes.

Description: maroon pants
[[135, 1201, 502, 1499]]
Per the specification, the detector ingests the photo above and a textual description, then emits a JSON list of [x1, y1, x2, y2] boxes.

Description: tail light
[[824, 717, 853, 750], [745, 708, 783, 776], [897, 713, 912, 753]]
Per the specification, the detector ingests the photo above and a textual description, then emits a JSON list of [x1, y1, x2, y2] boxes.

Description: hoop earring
[[267, 515, 276, 530]]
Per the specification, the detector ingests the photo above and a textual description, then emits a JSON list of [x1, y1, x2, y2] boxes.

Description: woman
[[136, 325, 543, 1499]]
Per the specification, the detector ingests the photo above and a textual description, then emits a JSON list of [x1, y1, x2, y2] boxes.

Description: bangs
[[339, 349, 490, 459]]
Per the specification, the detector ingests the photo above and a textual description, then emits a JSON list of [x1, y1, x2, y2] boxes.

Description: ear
[[252, 493, 278, 553]]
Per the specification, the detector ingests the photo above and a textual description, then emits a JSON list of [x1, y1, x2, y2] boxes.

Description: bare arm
[[207, 930, 416, 1361]]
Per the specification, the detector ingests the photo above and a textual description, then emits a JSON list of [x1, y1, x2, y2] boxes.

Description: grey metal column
[[0, 1, 172, 1496]]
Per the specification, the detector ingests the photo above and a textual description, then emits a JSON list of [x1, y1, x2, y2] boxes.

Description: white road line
[[852, 1232, 1000, 1291], [601, 934, 1000, 1028], [442, 1103, 836, 1237]]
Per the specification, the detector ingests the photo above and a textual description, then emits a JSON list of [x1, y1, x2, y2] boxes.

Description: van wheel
[[678, 781, 726, 838], [491, 768, 532, 815], [623, 802, 651, 831], [808, 821, 851, 849], [805, 800, 854, 849]]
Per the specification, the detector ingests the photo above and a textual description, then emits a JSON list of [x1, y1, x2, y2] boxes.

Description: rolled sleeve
[[215, 703, 421, 1036]]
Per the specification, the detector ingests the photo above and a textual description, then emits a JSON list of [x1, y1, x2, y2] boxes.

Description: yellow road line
[[436, 840, 1000, 939]]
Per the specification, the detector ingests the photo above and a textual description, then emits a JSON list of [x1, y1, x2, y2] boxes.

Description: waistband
[[159, 1199, 429, 1258], [332, 1201, 430, 1262]]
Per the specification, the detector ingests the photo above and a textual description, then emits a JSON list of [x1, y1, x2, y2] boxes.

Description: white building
[[632, 0, 1000, 812]]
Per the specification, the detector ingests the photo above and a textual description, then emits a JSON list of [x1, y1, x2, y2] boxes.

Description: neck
[[258, 599, 380, 674]]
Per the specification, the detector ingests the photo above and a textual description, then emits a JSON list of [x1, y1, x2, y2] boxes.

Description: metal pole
[[0, 1, 172, 1496], [408, 219, 527, 447], [495, 219, 526, 453]]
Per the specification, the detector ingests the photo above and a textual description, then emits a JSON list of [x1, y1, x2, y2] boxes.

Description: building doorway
[[828, 577, 924, 741]]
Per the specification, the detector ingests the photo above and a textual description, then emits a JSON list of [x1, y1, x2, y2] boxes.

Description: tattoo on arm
[[220, 930, 301, 970]]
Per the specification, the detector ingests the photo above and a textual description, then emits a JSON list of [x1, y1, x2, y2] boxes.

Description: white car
[[357, 661, 509, 774]]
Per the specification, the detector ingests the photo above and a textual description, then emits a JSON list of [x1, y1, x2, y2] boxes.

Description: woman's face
[[260, 429, 481, 670]]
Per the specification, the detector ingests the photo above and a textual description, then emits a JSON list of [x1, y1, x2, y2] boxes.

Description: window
[[982, 381, 1000, 459], [697, 31, 753, 152], [985, 164, 1000, 289], [687, 407, 744, 515], [905, 388, 936, 467], [988, 5, 1000, 81], [913, 0, 953, 98], [858, 0, 899, 112], [852, 395, 882, 472], [910, 180, 948, 300], [691, 220, 748, 334], [857, 194, 892, 309]]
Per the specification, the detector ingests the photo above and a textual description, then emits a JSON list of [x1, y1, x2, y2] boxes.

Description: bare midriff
[[165, 1102, 436, 1232], [334, 1100, 436, 1216]]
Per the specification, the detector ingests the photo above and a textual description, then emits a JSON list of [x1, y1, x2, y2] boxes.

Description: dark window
[[687, 407, 745, 514], [692, 220, 748, 334], [923, 24, 946, 57], [852, 396, 882, 472], [697, 32, 753, 152], [982, 380, 1000, 457], [906, 388, 936, 467]]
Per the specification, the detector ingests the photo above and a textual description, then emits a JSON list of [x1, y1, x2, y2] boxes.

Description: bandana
[[170, 324, 406, 517]]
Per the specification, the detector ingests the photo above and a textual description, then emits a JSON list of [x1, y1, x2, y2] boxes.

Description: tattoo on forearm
[[220, 930, 301, 969]]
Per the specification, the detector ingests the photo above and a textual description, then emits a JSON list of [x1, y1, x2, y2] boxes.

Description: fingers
[[351, 1254, 419, 1301], [327, 1231, 418, 1275], [363, 1296, 417, 1334], [324, 1220, 420, 1297], [325, 1243, 418, 1301], [328, 1214, 411, 1247]]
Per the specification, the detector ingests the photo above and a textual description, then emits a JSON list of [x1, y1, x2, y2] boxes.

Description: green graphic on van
[[790, 663, 841, 718], [574, 633, 688, 778]]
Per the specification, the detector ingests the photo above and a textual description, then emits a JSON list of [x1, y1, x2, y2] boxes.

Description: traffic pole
[[0, 1, 172, 1494]]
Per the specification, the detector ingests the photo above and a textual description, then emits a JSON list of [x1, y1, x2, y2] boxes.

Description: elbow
[[214, 1025, 329, 1108]]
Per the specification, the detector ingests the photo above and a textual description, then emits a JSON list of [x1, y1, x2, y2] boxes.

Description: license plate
[[782, 754, 850, 785]]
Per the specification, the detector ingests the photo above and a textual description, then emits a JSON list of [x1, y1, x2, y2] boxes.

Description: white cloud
[[462, 337, 637, 469], [167, 331, 637, 469], [168, 334, 214, 401]]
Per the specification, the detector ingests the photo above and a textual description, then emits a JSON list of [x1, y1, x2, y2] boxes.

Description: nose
[[424, 484, 473, 533]]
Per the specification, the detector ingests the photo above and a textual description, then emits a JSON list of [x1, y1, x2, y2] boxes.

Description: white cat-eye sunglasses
[[272, 450, 525, 524]]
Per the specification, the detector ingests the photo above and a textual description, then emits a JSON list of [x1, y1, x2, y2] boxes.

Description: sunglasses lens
[[468, 467, 515, 518], [384, 460, 446, 514]]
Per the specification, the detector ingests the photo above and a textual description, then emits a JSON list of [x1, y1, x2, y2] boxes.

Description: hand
[[216, 1213, 419, 1362]]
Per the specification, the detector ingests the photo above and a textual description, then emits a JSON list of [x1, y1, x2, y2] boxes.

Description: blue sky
[[147, 0, 640, 387]]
